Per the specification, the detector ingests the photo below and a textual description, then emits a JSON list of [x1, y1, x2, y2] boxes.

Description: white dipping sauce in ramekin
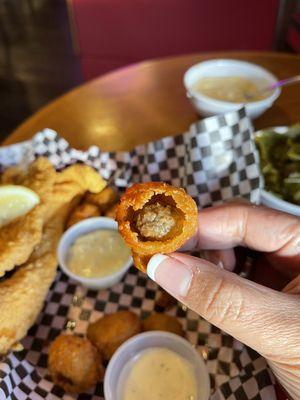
[[118, 347, 197, 400]]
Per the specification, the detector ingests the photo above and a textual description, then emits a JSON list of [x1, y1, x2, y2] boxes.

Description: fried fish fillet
[[0, 163, 106, 355], [0, 158, 56, 277]]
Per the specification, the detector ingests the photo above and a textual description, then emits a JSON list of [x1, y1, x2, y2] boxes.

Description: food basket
[[0, 108, 276, 400]]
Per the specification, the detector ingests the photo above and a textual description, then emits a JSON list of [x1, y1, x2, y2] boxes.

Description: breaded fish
[[0, 158, 56, 277], [0, 162, 106, 355]]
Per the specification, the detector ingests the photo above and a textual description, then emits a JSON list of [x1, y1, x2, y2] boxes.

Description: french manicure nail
[[147, 254, 169, 281]]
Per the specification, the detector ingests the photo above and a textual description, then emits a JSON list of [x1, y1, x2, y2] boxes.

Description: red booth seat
[[69, 0, 280, 81]]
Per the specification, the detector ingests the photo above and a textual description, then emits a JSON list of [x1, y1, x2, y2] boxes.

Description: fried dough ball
[[142, 313, 184, 336], [87, 311, 141, 361], [48, 335, 104, 393], [66, 203, 100, 229], [85, 186, 119, 213], [116, 182, 198, 271], [104, 203, 118, 219]]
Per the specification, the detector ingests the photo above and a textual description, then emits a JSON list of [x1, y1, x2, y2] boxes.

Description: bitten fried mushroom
[[48, 335, 104, 393], [116, 182, 198, 271]]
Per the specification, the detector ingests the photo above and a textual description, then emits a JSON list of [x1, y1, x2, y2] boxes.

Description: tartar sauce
[[119, 348, 197, 400], [192, 76, 268, 103], [67, 229, 131, 278]]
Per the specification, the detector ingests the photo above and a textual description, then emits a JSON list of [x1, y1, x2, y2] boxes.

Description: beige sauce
[[67, 229, 131, 278], [192, 76, 268, 103], [120, 348, 197, 400]]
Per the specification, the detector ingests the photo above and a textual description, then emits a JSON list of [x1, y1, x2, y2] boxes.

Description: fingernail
[[147, 254, 169, 281], [147, 254, 192, 297]]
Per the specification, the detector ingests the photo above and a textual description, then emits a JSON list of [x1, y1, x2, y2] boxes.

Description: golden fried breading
[[87, 311, 141, 361], [0, 162, 106, 355], [55, 164, 106, 192], [1, 165, 25, 184], [0, 158, 56, 277], [132, 252, 151, 272], [0, 211, 63, 354], [104, 203, 118, 219], [116, 182, 198, 271], [85, 186, 118, 212], [66, 203, 100, 229], [48, 335, 104, 393], [142, 313, 184, 336]]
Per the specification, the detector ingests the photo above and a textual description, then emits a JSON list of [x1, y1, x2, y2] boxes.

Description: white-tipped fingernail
[[147, 254, 169, 281], [147, 253, 192, 297]]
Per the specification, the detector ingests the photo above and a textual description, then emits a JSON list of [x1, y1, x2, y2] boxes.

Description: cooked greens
[[255, 125, 300, 205]]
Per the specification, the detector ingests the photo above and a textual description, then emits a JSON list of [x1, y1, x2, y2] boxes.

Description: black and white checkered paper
[[0, 109, 275, 400]]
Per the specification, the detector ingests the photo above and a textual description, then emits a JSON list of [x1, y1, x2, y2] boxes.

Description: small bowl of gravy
[[183, 59, 281, 119], [104, 331, 210, 400], [57, 217, 132, 289]]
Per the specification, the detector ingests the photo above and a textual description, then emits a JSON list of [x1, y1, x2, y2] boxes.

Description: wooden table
[[2, 51, 300, 151]]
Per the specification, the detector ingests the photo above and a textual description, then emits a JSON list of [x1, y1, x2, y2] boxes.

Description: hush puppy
[[104, 203, 118, 219], [87, 311, 141, 361], [66, 203, 100, 229], [142, 313, 184, 336], [48, 335, 104, 393], [85, 186, 119, 213]]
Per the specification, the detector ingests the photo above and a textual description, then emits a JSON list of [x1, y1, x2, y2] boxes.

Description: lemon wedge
[[0, 185, 40, 228]]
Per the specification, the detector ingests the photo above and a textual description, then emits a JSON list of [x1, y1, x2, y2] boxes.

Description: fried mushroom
[[142, 313, 184, 336], [87, 311, 141, 361], [104, 203, 118, 219], [48, 335, 104, 393], [116, 182, 198, 271], [85, 186, 119, 213], [66, 203, 100, 229], [136, 203, 176, 239]]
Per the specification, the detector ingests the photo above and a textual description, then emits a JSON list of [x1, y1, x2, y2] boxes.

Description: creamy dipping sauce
[[119, 348, 197, 400], [67, 229, 131, 278], [192, 76, 269, 103]]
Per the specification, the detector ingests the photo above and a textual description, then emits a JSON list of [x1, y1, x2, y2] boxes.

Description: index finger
[[189, 203, 300, 259]]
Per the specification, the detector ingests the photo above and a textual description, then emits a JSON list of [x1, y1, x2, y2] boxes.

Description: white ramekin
[[57, 217, 132, 290], [183, 59, 281, 119], [104, 331, 210, 400]]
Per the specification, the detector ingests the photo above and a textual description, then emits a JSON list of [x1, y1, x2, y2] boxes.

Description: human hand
[[147, 203, 300, 399]]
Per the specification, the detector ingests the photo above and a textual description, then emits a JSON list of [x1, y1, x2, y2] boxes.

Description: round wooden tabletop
[[3, 51, 300, 151]]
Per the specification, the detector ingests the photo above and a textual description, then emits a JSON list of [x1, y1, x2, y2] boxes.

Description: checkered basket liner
[[0, 109, 276, 399]]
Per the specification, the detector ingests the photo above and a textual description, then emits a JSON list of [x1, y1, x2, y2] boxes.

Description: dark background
[[0, 0, 299, 141], [0, 0, 81, 139]]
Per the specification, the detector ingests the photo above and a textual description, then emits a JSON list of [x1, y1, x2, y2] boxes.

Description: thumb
[[147, 253, 300, 360]]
